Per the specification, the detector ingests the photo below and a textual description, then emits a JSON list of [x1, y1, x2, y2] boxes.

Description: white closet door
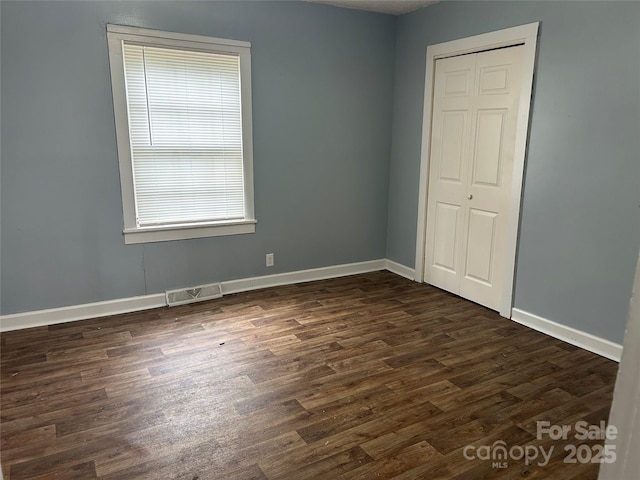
[[425, 45, 523, 311]]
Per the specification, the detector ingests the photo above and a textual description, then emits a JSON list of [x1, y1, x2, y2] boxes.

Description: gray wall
[[387, 1, 640, 343], [0, 1, 396, 314]]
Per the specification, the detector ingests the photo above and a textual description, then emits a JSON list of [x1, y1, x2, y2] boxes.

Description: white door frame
[[415, 22, 539, 318], [598, 253, 639, 479]]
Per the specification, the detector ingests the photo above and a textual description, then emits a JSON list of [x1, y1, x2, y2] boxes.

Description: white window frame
[[106, 24, 256, 244]]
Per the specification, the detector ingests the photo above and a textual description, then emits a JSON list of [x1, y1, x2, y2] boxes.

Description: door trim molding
[[414, 22, 539, 318], [598, 254, 640, 478]]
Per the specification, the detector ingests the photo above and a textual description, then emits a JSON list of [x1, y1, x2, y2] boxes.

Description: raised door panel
[[464, 208, 498, 285], [439, 111, 467, 182], [443, 68, 472, 97], [432, 202, 460, 273], [478, 64, 511, 96], [472, 109, 507, 187]]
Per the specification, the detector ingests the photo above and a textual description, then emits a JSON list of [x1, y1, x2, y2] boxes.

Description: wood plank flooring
[[1, 271, 619, 479]]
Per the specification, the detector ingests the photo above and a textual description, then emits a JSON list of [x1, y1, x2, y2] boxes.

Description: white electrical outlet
[[266, 253, 274, 267]]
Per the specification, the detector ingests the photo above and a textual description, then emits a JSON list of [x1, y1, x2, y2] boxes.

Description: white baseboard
[[0, 259, 387, 332], [385, 259, 415, 280], [0, 293, 167, 332], [511, 308, 623, 362], [221, 259, 386, 295]]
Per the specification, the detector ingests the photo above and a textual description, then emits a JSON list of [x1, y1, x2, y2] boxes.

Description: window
[[107, 25, 255, 244]]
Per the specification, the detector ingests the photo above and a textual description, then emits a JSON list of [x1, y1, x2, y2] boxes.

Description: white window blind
[[123, 44, 245, 227]]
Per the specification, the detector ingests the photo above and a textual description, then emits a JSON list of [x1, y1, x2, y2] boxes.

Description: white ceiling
[[307, 0, 439, 16]]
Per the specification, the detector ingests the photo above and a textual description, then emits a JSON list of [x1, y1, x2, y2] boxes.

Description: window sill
[[123, 220, 256, 244]]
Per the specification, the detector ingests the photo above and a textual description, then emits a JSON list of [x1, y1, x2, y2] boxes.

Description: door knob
[[467, 194, 473, 200]]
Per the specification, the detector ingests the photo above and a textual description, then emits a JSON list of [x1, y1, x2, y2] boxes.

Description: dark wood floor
[[1, 271, 619, 479]]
